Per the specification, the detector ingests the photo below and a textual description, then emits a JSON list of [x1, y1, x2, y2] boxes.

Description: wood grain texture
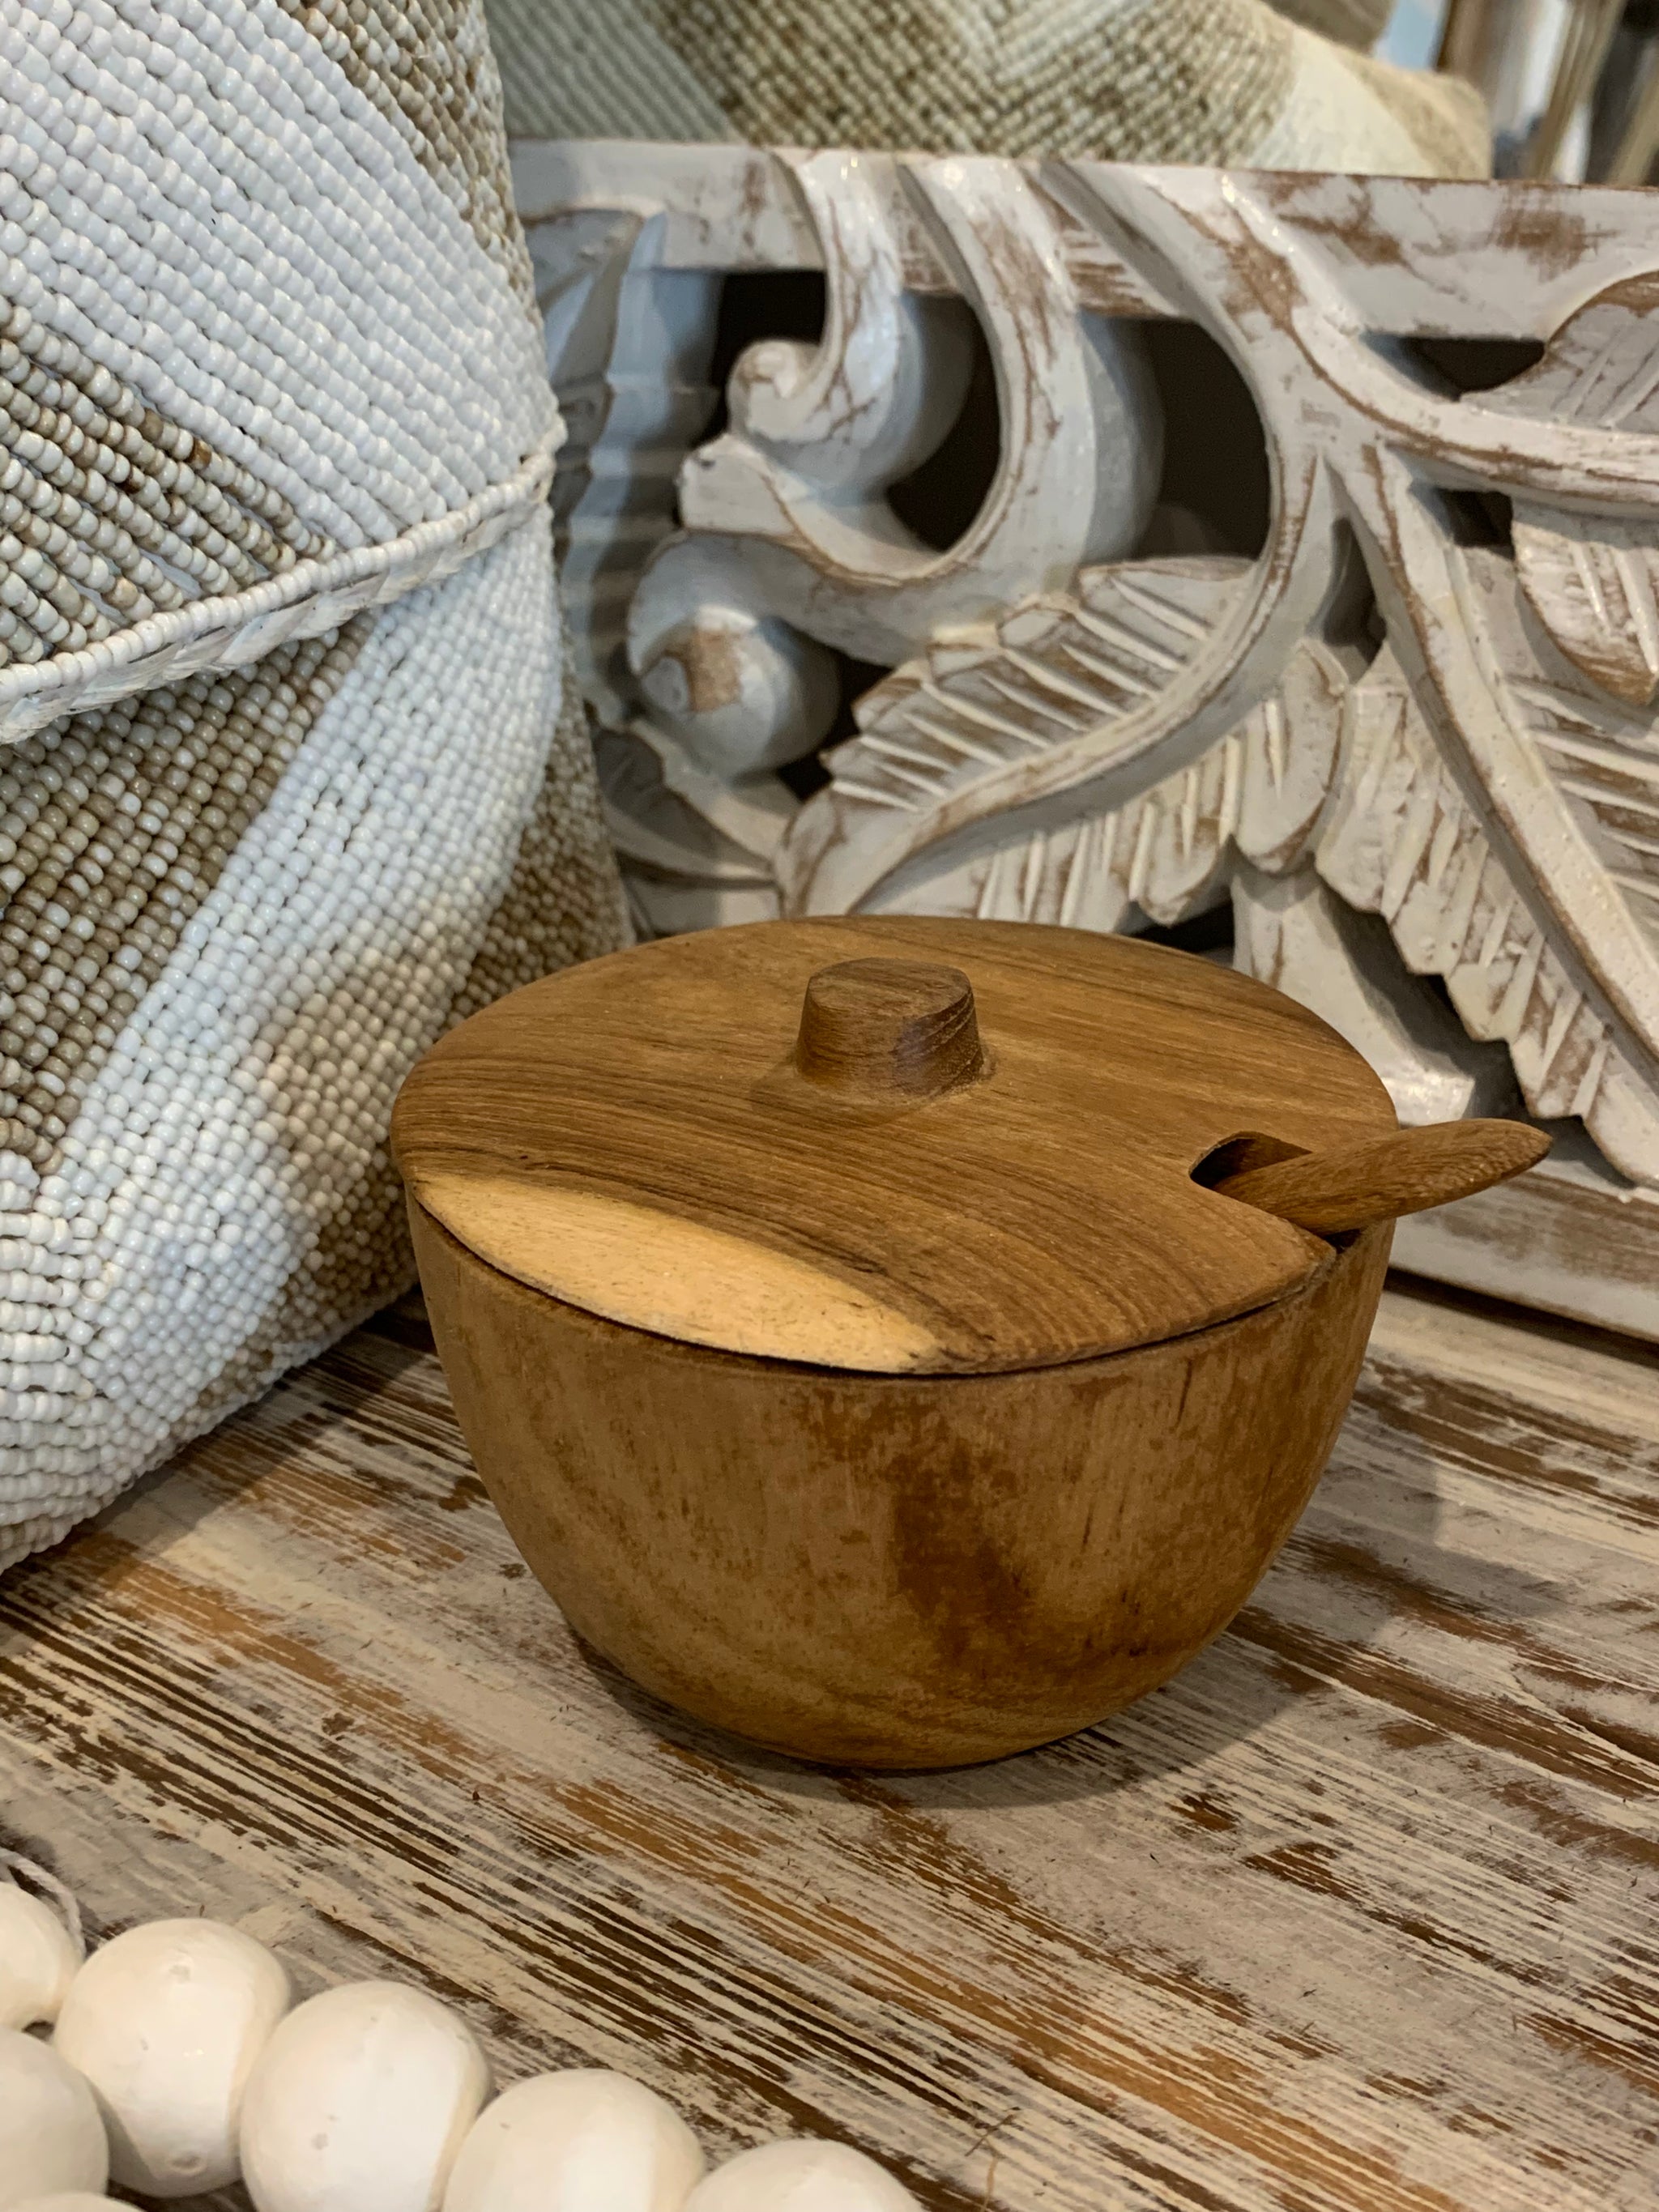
[[794, 958, 986, 1097], [1212, 1121, 1552, 1236], [410, 1205, 1391, 1767], [1, 1282, 1655, 2211], [2, 1281, 1658, 2210], [392, 918, 1398, 1373]]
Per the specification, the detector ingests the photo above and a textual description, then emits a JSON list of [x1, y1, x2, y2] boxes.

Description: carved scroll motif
[[527, 147, 1659, 1192]]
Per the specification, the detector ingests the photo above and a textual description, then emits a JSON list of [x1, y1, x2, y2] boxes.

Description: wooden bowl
[[393, 916, 1545, 1770], [411, 1205, 1391, 1767]]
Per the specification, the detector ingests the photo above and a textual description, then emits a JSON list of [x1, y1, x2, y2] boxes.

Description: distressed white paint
[[523, 143, 1659, 1332], [2, 1280, 1655, 2211]]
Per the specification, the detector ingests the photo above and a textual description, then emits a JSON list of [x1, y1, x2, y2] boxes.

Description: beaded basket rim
[[0, 427, 563, 748]]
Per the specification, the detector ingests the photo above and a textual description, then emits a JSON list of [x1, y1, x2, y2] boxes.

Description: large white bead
[[684, 2141, 921, 2210], [0, 1882, 79, 2029], [53, 1918, 291, 2199], [0, 2029, 109, 2208], [442, 2070, 705, 2212], [240, 1981, 493, 2212]]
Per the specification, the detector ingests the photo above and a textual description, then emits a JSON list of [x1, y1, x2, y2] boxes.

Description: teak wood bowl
[[392, 917, 1547, 1770]]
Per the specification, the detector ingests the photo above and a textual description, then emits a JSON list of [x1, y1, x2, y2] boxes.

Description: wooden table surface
[[2, 1279, 1655, 2212]]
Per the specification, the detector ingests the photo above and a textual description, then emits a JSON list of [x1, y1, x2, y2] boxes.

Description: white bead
[[0, 2028, 109, 2207], [684, 2142, 922, 2212], [240, 1981, 493, 2212], [53, 1918, 290, 2199], [0, 1878, 79, 2029], [442, 2071, 706, 2212]]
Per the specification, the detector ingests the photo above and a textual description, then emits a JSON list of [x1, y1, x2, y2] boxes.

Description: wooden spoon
[[1210, 1119, 1551, 1238]]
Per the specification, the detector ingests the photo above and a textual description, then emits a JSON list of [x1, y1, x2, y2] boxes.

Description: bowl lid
[[391, 916, 1396, 1374]]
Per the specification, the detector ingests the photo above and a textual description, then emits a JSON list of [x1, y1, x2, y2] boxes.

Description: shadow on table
[[573, 1626, 1367, 1816]]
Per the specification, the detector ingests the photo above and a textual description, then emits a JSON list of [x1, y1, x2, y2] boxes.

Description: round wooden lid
[[391, 917, 1396, 1375]]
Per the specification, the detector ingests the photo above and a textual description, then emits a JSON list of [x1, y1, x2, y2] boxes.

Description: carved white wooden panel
[[515, 142, 1659, 1328]]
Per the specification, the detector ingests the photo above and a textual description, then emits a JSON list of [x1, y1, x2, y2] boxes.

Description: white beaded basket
[[0, 0, 629, 1567]]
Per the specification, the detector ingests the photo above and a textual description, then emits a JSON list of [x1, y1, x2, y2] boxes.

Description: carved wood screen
[[516, 142, 1659, 1338]]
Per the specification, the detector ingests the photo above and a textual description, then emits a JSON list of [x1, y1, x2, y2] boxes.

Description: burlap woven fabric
[[0, 0, 629, 1568], [484, 0, 1487, 176]]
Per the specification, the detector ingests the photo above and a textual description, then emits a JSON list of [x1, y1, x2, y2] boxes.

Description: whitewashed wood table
[[2, 1280, 1656, 2212]]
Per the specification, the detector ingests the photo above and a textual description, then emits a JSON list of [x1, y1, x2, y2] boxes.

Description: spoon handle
[[1210, 1119, 1551, 1236]]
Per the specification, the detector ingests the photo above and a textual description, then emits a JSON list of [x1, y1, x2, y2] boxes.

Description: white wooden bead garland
[[54, 1921, 292, 2197], [0, 2034, 110, 2208], [0, 0, 629, 1570], [1, 1858, 922, 2212], [683, 2142, 924, 2211], [0, 1852, 83, 2030], [241, 1981, 493, 2212]]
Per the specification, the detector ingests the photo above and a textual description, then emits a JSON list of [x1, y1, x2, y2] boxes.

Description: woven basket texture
[[0, 0, 628, 1568], [484, 0, 1488, 177]]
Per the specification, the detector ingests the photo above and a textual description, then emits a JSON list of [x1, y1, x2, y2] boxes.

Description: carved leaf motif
[[1230, 866, 1516, 1127], [830, 557, 1249, 820], [1461, 548, 1659, 991], [1316, 627, 1659, 1183], [830, 558, 1349, 931], [1234, 646, 1352, 874], [1491, 278, 1659, 707], [868, 744, 1238, 934], [1512, 515, 1659, 708], [1488, 275, 1659, 440]]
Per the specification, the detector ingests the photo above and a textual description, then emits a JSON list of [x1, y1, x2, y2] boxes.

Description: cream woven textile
[[484, 0, 1486, 177], [0, 0, 628, 1567]]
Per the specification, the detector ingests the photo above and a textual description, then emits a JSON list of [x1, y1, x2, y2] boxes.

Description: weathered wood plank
[[1391, 1153, 1659, 1347], [2, 1283, 1655, 2211]]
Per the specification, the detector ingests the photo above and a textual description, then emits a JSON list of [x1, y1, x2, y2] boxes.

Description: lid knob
[[794, 958, 985, 1098]]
